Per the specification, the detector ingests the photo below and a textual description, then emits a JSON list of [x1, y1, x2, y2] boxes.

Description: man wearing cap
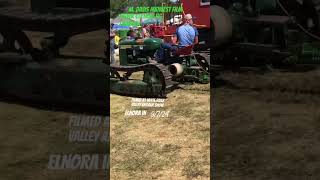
[[176, 14, 199, 47], [155, 14, 199, 62]]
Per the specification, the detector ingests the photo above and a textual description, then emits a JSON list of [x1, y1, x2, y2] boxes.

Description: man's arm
[[194, 36, 199, 45], [174, 27, 179, 45], [193, 27, 199, 45]]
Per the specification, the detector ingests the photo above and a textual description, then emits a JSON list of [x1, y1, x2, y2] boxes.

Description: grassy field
[[110, 62, 210, 179], [213, 69, 320, 180]]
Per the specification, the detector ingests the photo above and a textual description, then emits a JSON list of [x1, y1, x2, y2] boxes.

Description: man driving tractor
[[155, 14, 199, 63]]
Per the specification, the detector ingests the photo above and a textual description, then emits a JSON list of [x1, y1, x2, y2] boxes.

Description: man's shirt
[[176, 24, 199, 47]]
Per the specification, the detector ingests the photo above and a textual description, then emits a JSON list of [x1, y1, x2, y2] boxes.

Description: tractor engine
[[118, 38, 162, 65]]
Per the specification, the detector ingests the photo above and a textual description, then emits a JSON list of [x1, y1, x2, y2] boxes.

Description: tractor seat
[[175, 45, 193, 56]]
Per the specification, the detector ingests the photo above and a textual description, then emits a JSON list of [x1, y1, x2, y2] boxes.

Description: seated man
[[155, 14, 199, 63], [126, 30, 137, 40]]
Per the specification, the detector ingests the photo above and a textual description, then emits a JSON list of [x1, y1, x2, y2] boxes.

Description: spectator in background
[[136, 26, 143, 38], [114, 31, 120, 46], [142, 25, 150, 38], [110, 30, 116, 65], [127, 30, 137, 40]]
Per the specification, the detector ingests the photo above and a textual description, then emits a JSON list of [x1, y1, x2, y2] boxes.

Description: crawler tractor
[[110, 38, 210, 97], [210, 0, 320, 66], [109, 0, 211, 98], [0, 0, 108, 107]]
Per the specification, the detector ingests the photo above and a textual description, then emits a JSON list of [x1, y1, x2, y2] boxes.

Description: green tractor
[[210, 0, 320, 67], [0, 0, 108, 110], [110, 37, 210, 97]]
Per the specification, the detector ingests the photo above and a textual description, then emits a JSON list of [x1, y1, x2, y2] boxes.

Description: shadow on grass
[[0, 95, 109, 115]]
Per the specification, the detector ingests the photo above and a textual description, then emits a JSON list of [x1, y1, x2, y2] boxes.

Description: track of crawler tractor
[[110, 63, 177, 97]]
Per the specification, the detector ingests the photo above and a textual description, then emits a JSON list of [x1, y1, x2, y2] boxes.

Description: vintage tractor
[[210, 0, 320, 67], [110, 37, 210, 97], [0, 0, 108, 108]]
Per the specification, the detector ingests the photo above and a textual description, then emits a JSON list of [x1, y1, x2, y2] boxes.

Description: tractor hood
[[119, 38, 163, 51]]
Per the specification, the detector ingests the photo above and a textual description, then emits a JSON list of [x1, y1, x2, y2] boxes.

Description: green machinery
[[118, 38, 162, 65], [0, 0, 108, 109], [110, 37, 210, 97], [210, 0, 320, 66]]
